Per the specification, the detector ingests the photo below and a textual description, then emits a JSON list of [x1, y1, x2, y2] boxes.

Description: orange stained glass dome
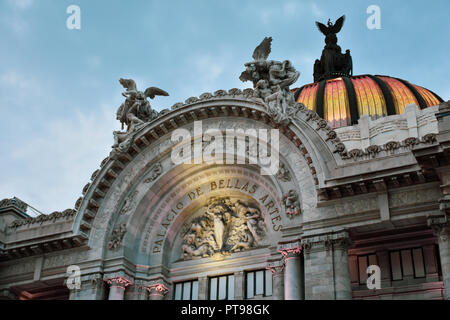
[[294, 75, 443, 129]]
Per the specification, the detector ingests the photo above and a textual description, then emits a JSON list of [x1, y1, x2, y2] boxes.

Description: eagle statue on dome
[[315, 15, 346, 36], [240, 37, 300, 124], [314, 15, 353, 82]]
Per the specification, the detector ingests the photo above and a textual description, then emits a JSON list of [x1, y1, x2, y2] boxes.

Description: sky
[[1, 0, 449, 215]]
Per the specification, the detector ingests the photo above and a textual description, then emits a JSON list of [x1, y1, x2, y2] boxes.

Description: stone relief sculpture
[[276, 162, 292, 182], [108, 223, 127, 250], [112, 78, 169, 153], [182, 197, 266, 260], [240, 37, 300, 124], [282, 190, 301, 219], [143, 162, 163, 183]]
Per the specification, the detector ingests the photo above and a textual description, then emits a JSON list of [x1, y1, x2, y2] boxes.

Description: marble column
[[147, 283, 169, 300], [302, 231, 352, 300], [329, 234, 352, 300], [234, 271, 244, 300], [266, 260, 285, 300], [428, 214, 450, 300], [278, 240, 304, 300], [105, 276, 133, 300], [197, 277, 208, 300]]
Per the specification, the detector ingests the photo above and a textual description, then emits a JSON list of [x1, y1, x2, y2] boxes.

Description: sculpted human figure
[[181, 198, 266, 259], [314, 15, 353, 81], [240, 37, 300, 124], [112, 78, 168, 152]]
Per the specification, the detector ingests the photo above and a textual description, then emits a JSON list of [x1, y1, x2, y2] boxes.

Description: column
[[147, 283, 169, 300], [331, 234, 352, 300], [267, 260, 285, 300], [428, 214, 450, 299], [234, 271, 244, 300], [302, 231, 352, 300], [197, 277, 208, 300], [278, 240, 303, 300], [105, 276, 133, 300]]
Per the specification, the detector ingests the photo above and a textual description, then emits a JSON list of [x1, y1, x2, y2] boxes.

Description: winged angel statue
[[112, 78, 168, 153], [240, 37, 300, 124], [313, 15, 352, 82]]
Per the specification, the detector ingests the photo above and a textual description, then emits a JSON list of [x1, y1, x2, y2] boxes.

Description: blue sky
[[1, 0, 449, 214]]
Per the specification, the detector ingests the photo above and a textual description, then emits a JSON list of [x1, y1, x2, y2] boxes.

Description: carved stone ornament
[[276, 162, 291, 182], [104, 276, 133, 288], [182, 197, 266, 260], [108, 223, 127, 250], [143, 162, 163, 183], [282, 190, 301, 218], [240, 37, 300, 125], [120, 190, 138, 214], [0, 197, 27, 212], [147, 283, 169, 296], [279, 246, 302, 259]]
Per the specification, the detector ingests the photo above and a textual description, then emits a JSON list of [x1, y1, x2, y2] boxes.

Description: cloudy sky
[[1, 0, 449, 214]]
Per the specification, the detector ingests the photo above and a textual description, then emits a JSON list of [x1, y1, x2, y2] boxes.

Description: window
[[390, 248, 426, 281], [357, 254, 377, 285], [246, 270, 273, 298], [173, 280, 198, 300], [209, 275, 234, 300]]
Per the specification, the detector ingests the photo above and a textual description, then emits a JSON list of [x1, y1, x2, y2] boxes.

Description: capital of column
[[277, 239, 302, 260], [427, 214, 450, 241], [301, 231, 351, 253], [266, 260, 285, 274], [146, 283, 169, 297], [104, 276, 133, 289]]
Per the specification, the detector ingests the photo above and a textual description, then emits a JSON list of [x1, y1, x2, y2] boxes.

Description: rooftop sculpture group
[[313, 15, 353, 82], [112, 78, 169, 153], [240, 37, 300, 124]]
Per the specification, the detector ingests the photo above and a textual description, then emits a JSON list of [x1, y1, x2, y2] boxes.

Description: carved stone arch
[[71, 96, 342, 263]]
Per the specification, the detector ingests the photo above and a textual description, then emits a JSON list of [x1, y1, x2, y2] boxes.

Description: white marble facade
[[1, 91, 450, 300]]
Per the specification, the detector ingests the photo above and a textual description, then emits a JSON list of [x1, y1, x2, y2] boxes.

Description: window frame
[[389, 247, 427, 281], [245, 269, 273, 299], [173, 279, 199, 300], [208, 274, 234, 300]]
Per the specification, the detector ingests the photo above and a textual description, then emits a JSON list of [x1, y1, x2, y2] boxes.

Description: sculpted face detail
[[181, 197, 266, 260]]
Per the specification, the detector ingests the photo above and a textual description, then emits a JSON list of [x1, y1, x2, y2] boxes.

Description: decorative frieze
[[9, 208, 76, 229], [0, 197, 27, 212]]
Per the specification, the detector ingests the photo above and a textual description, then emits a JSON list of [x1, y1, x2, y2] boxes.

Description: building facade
[[1, 23, 450, 300]]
